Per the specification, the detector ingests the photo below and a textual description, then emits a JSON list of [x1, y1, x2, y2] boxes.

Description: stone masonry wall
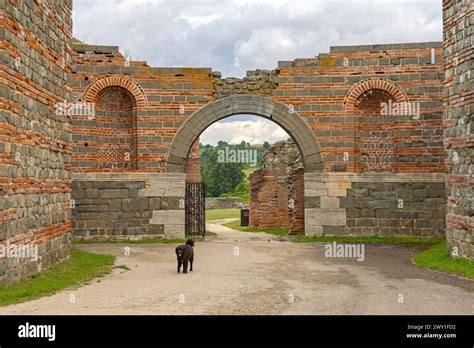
[[304, 173, 446, 237], [443, 0, 473, 259], [0, 0, 73, 284], [72, 173, 185, 240]]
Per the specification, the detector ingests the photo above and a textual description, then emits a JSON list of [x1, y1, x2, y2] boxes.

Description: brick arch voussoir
[[84, 76, 148, 108], [344, 78, 408, 112]]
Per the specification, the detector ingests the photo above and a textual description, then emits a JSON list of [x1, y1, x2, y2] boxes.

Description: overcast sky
[[73, 0, 442, 145]]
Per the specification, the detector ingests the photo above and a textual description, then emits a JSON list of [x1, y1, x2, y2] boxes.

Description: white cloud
[[73, 0, 442, 77], [200, 115, 289, 146]]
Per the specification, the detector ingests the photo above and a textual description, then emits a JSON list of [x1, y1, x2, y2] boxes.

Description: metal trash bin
[[240, 209, 250, 227]]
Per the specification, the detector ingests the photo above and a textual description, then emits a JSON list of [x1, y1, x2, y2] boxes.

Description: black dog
[[175, 239, 194, 274]]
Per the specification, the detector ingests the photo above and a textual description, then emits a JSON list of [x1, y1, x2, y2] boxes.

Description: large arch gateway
[[167, 95, 324, 174]]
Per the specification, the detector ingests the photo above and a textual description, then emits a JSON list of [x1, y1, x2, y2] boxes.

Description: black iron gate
[[185, 182, 206, 237]]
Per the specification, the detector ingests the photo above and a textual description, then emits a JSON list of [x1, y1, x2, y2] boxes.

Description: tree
[[263, 141, 270, 150], [201, 148, 245, 197]]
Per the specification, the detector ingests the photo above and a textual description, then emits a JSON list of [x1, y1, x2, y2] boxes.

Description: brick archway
[[83, 76, 148, 108], [343, 78, 409, 112], [166, 95, 324, 173]]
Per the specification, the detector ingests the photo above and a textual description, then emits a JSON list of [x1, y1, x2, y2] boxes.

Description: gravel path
[[1, 220, 473, 315]]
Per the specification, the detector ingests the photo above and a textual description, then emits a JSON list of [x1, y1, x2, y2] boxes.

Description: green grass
[[0, 249, 115, 307], [294, 235, 444, 245], [413, 242, 474, 280], [223, 220, 289, 236], [73, 238, 186, 245], [206, 208, 240, 221]]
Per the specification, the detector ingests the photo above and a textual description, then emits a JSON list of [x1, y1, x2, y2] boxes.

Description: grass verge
[[413, 242, 474, 280], [293, 235, 444, 244], [206, 209, 240, 221], [73, 238, 185, 245], [0, 249, 115, 307], [223, 220, 289, 236]]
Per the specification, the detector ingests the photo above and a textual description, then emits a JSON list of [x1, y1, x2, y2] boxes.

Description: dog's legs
[[177, 260, 182, 274], [189, 255, 194, 272], [183, 258, 188, 274]]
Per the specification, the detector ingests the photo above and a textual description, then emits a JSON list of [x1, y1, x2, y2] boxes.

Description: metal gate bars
[[185, 182, 206, 237]]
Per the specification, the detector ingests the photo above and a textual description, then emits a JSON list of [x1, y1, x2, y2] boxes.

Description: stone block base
[[71, 173, 185, 241]]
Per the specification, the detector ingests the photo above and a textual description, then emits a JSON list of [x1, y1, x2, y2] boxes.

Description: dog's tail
[[185, 239, 194, 247]]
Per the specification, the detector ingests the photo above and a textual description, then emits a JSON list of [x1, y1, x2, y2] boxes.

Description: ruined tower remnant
[[249, 139, 304, 233]]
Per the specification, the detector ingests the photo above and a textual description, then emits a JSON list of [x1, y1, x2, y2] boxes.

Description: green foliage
[[201, 149, 245, 197], [220, 181, 250, 203]]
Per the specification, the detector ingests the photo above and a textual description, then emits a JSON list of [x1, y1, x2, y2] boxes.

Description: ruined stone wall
[[249, 169, 289, 228], [249, 140, 304, 232], [275, 43, 444, 174], [443, 0, 473, 259], [70, 39, 447, 240], [69, 44, 211, 239], [0, 0, 72, 284], [71, 44, 213, 173]]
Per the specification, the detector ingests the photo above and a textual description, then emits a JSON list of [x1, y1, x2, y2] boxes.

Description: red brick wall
[[70, 44, 213, 173], [185, 140, 201, 183], [274, 44, 444, 174], [249, 169, 289, 228], [289, 168, 305, 234]]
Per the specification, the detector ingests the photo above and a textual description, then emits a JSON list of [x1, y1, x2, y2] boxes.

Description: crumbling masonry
[[0, 0, 472, 284]]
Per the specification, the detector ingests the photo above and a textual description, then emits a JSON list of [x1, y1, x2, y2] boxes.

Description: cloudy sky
[[73, 0, 442, 145]]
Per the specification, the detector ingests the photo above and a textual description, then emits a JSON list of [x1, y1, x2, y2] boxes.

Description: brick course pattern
[[2, 2, 470, 286], [249, 140, 304, 233], [443, 0, 473, 259], [0, 0, 73, 284]]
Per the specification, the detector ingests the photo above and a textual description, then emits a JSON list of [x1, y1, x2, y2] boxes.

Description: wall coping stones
[[330, 42, 443, 52], [72, 43, 120, 54]]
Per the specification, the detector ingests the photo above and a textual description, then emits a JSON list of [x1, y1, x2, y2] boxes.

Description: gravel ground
[[1, 219, 473, 315]]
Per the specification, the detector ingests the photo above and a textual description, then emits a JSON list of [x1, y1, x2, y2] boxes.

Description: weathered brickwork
[[276, 43, 445, 174], [250, 140, 304, 233], [185, 140, 201, 183], [443, 0, 473, 259], [71, 44, 213, 173], [0, 0, 73, 284]]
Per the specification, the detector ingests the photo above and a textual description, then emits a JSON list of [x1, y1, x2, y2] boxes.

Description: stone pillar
[[443, 0, 473, 259], [0, 0, 73, 284]]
